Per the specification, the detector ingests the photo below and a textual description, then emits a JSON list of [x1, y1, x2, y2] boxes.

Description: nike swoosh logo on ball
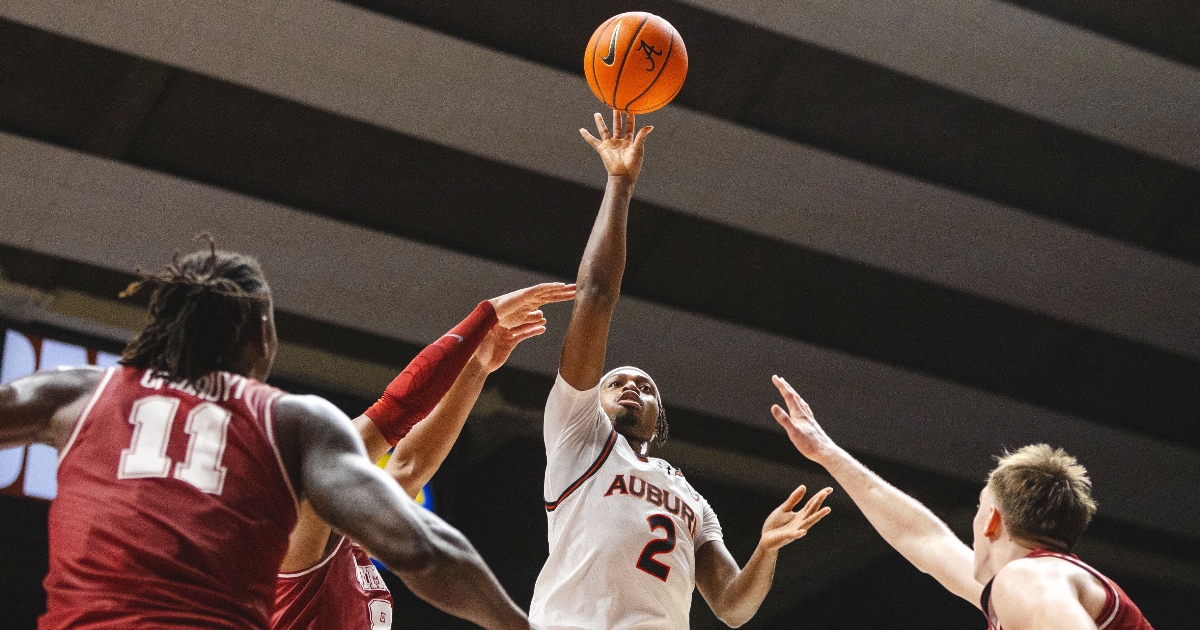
[[601, 24, 619, 65]]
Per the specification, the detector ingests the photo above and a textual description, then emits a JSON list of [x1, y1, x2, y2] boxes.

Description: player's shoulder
[[992, 555, 1086, 598], [646, 456, 706, 500], [274, 393, 343, 419]]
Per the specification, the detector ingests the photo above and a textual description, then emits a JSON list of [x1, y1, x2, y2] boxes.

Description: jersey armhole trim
[[263, 392, 300, 512], [545, 429, 617, 512], [57, 367, 116, 464], [278, 535, 347, 578]]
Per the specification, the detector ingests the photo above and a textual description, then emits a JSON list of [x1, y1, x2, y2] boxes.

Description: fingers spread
[[632, 126, 653, 153], [799, 506, 832, 530], [781, 485, 808, 512], [800, 488, 832, 516], [580, 128, 601, 148], [594, 112, 611, 140]]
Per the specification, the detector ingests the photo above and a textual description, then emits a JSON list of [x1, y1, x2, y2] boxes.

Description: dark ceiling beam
[[1, 28, 1195, 449], [342, 0, 1200, 264], [1001, 0, 1200, 69]]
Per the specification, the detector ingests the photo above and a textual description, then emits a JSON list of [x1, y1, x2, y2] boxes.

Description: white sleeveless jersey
[[530, 375, 723, 630]]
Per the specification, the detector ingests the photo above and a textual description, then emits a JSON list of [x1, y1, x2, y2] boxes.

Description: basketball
[[584, 12, 687, 115]]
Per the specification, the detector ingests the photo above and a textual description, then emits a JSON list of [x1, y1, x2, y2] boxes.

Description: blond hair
[[986, 444, 1097, 551]]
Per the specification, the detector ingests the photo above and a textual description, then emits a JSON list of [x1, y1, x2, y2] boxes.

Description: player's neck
[[986, 537, 1043, 581], [614, 426, 651, 456]]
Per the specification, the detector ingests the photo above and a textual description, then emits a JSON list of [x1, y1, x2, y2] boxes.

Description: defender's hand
[[487, 283, 576, 329], [760, 485, 833, 552], [474, 318, 547, 374], [771, 375, 839, 465], [580, 110, 653, 179]]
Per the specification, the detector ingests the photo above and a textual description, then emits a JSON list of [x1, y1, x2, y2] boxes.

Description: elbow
[[718, 611, 753, 628], [385, 535, 437, 574], [575, 284, 620, 311]]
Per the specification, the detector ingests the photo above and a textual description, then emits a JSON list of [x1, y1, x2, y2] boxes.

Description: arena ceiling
[[0, 1, 1197, 627]]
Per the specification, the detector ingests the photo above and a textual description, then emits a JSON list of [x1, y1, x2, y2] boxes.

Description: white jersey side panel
[[531, 375, 723, 630]]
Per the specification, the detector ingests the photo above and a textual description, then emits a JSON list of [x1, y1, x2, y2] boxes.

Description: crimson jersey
[[272, 537, 393, 630], [42, 367, 299, 630], [982, 550, 1153, 630]]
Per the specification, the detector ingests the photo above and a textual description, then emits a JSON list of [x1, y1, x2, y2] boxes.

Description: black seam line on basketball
[[544, 429, 618, 512], [610, 15, 651, 111], [591, 15, 618, 108], [623, 29, 675, 112]]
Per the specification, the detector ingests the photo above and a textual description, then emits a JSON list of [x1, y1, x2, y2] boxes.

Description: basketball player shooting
[[770, 376, 1153, 630], [528, 112, 833, 629], [274, 282, 574, 630], [0, 244, 536, 630]]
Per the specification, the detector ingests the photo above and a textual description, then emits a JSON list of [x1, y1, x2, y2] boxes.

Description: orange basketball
[[584, 12, 687, 115]]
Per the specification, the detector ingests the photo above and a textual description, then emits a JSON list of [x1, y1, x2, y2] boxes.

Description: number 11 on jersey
[[118, 396, 232, 495]]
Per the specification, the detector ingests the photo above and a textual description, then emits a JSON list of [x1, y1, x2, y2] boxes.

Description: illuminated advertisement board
[[0, 329, 119, 500]]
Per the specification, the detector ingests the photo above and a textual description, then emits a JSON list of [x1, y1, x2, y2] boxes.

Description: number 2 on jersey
[[118, 396, 232, 495], [636, 514, 677, 582]]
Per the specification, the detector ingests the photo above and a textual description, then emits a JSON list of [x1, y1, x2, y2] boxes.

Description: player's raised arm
[[770, 375, 982, 606], [559, 111, 652, 390], [385, 315, 550, 497], [275, 394, 530, 630], [282, 283, 572, 571], [0, 368, 104, 450], [356, 283, 575, 460]]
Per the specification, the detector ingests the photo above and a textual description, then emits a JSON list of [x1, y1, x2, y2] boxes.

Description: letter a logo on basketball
[[638, 41, 662, 71], [601, 24, 620, 65]]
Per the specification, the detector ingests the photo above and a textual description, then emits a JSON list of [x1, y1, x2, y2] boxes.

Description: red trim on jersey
[[545, 430, 618, 512], [278, 536, 346, 579], [262, 392, 298, 510]]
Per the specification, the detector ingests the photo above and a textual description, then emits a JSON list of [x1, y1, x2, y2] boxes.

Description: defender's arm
[[276, 394, 529, 630], [385, 317, 548, 497], [559, 111, 651, 391], [771, 376, 982, 606], [0, 368, 103, 450]]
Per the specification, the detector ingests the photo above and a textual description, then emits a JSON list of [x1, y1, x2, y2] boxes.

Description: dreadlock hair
[[654, 404, 669, 448], [120, 236, 271, 389]]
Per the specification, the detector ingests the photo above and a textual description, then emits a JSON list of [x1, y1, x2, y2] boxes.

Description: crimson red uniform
[[982, 550, 1153, 630], [272, 537, 394, 630], [41, 367, 299, 629]]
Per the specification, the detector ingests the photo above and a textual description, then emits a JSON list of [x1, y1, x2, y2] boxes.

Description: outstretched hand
[[771, 375, 839, 465], [760, 485, 833, 551], [488, 283, 576, 329], [580, 110, 653, 179], [474, 317, 546, 374]]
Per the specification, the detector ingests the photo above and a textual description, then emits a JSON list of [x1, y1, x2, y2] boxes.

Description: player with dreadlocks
[[0, 239, 551, 630]]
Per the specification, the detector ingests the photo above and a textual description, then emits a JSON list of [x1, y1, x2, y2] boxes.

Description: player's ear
[[984, 507, 1003, 539]]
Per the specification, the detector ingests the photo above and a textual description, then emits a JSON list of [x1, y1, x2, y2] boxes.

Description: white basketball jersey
[[530, 375, 723, 630]]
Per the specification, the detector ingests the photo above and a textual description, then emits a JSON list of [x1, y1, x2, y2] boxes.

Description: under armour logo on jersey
[[638, 41, 662, 71]]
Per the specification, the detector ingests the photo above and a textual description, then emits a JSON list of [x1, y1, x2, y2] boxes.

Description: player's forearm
[[711, 545, 779, 627], [385, 358, 489, 498], [394, 514, 529, 630], [576, 175, 634, 305], [819, 447, 966, 576]]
